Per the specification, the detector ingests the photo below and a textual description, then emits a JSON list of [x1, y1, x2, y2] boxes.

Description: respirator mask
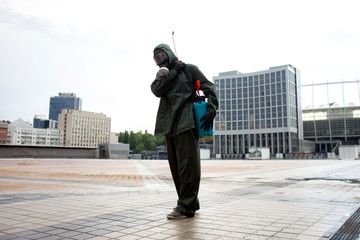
[[154, 49, 169, 67], [154, 49, 170, 76]]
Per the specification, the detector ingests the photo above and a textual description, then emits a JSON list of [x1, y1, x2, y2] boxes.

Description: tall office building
[[58, 109, 111, 147], [213, 65, 303, 157], [49, 93, 82, 121]]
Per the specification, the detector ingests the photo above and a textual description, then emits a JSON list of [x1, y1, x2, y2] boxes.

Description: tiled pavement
[[0, 159, 359, 240]]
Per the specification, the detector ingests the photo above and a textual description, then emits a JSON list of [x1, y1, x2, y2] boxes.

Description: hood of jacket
[[153, 44, 177, 67]]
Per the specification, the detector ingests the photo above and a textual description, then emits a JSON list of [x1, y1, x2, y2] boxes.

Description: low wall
[[0, 145, 98, 159]]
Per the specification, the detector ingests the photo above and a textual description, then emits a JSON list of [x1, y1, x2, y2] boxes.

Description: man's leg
[[165, 135, 181, 197], [174, 129, 200, 217]]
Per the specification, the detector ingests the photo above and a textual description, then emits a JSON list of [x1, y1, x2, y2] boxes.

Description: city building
[[303, 106, 360, 153], [213, 65, 303, 157], [99, 143, 130, 159], [33, 115, 57, 129], [7, 119, 64, 146], [302, 80, 360, 153], [0, 120, 11, 144], [49, 93, 82, 122], [58, 109, 111, 147]]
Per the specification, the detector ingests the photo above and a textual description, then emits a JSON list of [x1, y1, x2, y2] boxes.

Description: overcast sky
[[1, 0, 359, 133]]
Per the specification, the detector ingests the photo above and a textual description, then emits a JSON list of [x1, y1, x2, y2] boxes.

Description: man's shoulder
[[185, 63, 198, 69], [184, 63, 200, 73]]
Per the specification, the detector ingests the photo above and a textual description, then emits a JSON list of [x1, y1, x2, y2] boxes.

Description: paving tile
[[88, 229, 112, 236], [69, 233, 96, 240], [39, 236, 63, 240], [1, 159, 360, 240], [26, 232, 51, 239], [273, 231, 298, 239], [57, 231, 83, 238]]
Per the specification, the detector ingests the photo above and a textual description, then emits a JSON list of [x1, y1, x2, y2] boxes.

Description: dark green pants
[[165, 129, 200, 217]]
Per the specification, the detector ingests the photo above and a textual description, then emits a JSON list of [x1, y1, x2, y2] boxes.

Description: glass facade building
[[303, 106, 360, 153], [213, 65, 303, 157], [301, 80, 360, 153], [49, 93, 82, 122]]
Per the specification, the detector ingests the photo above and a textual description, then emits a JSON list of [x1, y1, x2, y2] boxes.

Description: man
[[151, 43, 218, 219]]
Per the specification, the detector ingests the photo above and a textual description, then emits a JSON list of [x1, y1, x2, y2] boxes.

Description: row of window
[[217, 82, 288, 99], [219, 94, 290, 110], [217, 88, 297, 111], [215, 70, 287, 89], [303, 119, 360, 137], [216, 106, 298, 121], [73, 120, 110, 126], [13, 137, 63, 145], [214, 132, 299, 154], [215, 118, 290, 130], [215, 117, 299, 131], [71, 128, 110, 133], [15, 136, 63, 140], [16, 131, 62, 137]]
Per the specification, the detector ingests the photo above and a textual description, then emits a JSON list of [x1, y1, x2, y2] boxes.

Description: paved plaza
[[0, 158, 359, 240]]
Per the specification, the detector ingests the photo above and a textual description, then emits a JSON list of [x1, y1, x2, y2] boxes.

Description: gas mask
[[153, 49, 169, 67]]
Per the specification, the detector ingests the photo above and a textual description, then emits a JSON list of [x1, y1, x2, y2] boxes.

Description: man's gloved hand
[[200, 112, 214, 132], [158, 67, 169, 76], [173, 61, 185, 73]]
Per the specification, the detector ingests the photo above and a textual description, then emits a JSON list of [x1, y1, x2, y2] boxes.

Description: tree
[[117, 130, 165, 153], [123, 130, 129, 144], [135, 143, 146, 153], [129, 131, 136, 151], [118, 132, 124, 143]]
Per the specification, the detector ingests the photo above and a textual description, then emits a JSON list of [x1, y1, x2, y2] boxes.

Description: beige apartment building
[[58, 109, 111, 147]]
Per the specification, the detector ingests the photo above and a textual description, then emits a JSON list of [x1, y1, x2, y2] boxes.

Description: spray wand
[[172, 31, 178, 57]]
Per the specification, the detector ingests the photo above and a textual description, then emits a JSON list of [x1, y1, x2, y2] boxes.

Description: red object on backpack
[[195, 80, 200, 92]]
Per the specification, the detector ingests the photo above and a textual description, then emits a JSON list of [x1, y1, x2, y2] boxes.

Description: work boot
[[167, 210, 187, 220]]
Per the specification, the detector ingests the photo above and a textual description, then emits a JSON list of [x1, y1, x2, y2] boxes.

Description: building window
[[236, 77, 242, 87], [254, 75, 259, 86], [243, 77, 248, 87], [232, 89, 237, 98], [232, 78, 236, 88], [226, 79, 230, 88], [220, 79, 224, 89], [238, 89, 242, 98], [237, 100, 242, 109], [271, 72, 275, 83], [272, 119, 277, 128]]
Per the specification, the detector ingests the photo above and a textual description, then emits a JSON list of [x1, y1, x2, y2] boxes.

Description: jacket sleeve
[[189, 65, 219, 117], [151, 69, 179, 98]]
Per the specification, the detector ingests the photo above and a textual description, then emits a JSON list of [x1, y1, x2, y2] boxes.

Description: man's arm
[[151, 62, 185, 98], [150, 69, 179, 98]]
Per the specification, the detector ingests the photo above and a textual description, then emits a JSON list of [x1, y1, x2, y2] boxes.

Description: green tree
[[117, 130, 165, 153], [123, 130, 129, 144], [129, 131, 136, 151], [135, 143, 145, 153], [118, 132, 124, 143]]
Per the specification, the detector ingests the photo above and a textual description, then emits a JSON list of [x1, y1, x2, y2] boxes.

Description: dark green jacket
[[151, 44, 218, 137]]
